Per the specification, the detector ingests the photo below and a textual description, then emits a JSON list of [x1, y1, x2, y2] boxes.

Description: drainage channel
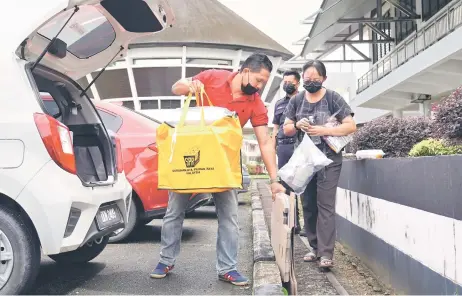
[[299, 236, 349, 295]]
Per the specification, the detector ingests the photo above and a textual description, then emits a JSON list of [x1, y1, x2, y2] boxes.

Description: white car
[[0, 0, 174, 294]]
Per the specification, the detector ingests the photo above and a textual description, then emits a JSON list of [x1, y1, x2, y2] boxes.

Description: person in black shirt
[[272, 70, 302, 234]]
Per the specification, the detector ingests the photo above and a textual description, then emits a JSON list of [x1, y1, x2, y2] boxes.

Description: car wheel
[[0, 206, 41, 295], [108, 197, 138, 243], [49, 236, 109, 264]]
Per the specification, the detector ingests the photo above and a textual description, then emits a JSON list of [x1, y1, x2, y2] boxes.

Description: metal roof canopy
[[301, 0, 376, 58], [300, 0, 420, 60]]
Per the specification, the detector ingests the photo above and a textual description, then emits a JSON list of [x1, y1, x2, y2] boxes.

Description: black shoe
[[294, 227, 301, 234], [299, 230, 307, 237]]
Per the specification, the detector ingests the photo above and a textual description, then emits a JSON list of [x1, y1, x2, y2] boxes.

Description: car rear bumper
[[15, 160, 132, 255]]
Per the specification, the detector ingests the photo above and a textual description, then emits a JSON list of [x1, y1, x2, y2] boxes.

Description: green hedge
[[409, 138, 462, 157]]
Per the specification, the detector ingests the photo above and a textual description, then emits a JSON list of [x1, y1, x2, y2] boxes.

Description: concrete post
[[419, 101, 431, 118], [392, 109, 403, 118]]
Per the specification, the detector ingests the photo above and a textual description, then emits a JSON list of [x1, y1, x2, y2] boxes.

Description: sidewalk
[[256, 181, 339, 295]]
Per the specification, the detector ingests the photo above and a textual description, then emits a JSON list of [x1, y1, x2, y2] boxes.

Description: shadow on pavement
[[31, 262, 106, 295]]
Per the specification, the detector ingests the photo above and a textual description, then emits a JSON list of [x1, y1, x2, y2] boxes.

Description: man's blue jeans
[[159, 190, 239, 275]]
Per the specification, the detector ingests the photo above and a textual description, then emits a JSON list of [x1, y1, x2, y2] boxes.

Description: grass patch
[[250, 174, 269, 180]]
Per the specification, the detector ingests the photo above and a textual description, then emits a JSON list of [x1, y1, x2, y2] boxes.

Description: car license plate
[[95, 204, 122, 230]]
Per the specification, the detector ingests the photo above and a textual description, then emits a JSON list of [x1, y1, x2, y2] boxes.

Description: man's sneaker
[[150, 263, 174, 279], [219, 270, 249, 286]]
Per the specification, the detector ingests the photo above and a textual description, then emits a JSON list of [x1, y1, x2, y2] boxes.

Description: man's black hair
[[283, 70, 301, 82], [302, 60, 327, 77], [240, 53, 273, 73]]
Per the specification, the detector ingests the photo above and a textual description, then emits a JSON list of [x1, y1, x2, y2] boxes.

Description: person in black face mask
[[272, 70, 302, 234], [282, 60, 357, 269]]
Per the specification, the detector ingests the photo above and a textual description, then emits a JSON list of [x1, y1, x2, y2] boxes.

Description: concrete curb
[[250, 182, 284, 296]]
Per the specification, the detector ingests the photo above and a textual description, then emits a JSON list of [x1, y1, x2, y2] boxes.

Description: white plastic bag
[[322, 113, 353, 153], [278, 135, 333, 195]]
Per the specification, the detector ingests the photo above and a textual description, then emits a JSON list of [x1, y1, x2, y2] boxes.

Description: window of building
[[160, 100, 181, 109], [186, 58, 233, 66], [395, 0, 417, 43], [422, 0, 451, 21], [122, 101, 135, 110], [91, 69, 132, 99], [133, 67, 181, 96], [184, 98, 197, 107], [140, 100, 159, 110]]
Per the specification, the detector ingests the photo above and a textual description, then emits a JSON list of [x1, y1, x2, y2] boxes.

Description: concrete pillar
[[415, 0, 423, 29], [419, 101, 431, 118], [392, 109, 403, 118]]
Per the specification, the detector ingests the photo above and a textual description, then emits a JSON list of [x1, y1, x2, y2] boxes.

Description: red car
[[42, 96, 212, 242]]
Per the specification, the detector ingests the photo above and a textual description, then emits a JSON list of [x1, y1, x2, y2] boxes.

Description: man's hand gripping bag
[[157, 89, 244, 193]]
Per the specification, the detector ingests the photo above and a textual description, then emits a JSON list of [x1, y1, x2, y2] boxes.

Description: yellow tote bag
[[157, 89, 243, 193]]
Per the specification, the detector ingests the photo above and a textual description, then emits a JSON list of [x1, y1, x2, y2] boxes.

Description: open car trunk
[[33, 65, 116, 184]]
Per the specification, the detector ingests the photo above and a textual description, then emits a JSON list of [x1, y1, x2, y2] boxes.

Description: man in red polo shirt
[[151, 53, 285, 285]]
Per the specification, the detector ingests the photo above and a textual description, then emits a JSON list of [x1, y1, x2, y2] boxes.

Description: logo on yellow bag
[[183, 147, 200, 168]]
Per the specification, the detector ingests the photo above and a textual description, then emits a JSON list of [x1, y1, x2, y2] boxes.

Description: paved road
[[31, 201, 253, 295]]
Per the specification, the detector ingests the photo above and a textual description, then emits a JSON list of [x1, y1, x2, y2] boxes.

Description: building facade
[[296, 0, 462, 121], [76, 0, 293, 133]]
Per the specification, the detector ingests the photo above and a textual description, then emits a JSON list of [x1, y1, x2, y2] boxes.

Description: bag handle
[[196, 87, 213, 107], [177, 86, 212, 129]]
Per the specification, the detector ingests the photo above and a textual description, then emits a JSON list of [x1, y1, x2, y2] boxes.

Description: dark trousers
[[277, 143, 301, 230], [302, 151, 342, 259]]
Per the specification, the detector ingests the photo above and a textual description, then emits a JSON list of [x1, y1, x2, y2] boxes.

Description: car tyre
[[49, 236, 109, 264], [0, 206, 41, 295], [108, 197, 138, 243]]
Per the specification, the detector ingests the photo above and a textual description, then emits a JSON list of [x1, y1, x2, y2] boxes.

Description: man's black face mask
[[241, 71, 259, 95], [283, 83, 297, 95]]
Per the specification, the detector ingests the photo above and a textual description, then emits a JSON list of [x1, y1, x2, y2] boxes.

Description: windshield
[[37, 5, 116, 59]]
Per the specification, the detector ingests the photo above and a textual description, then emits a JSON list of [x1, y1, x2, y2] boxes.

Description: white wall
[[337, 188, 462, 287]]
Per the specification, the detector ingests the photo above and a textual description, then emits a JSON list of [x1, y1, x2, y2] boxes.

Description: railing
[[356, 0, 462, 94]]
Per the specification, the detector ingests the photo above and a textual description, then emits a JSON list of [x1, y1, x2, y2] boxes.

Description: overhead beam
[[347, 44, 370, 60], [385, 0, 420, 18], [365, 23, 392, 39], [325, 39, 394, 44], [338, 17, 420, 23]]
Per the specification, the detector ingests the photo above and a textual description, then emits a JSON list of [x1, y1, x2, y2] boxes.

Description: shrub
[[409, 138, 462, 157], [351, 116, 432, 158], [433, 86, 462, 144]]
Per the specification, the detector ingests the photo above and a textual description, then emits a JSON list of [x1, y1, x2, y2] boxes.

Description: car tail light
[[114, 135, 124, 173], [147, 143, 157, 152], [33, 113, 76, 174]]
